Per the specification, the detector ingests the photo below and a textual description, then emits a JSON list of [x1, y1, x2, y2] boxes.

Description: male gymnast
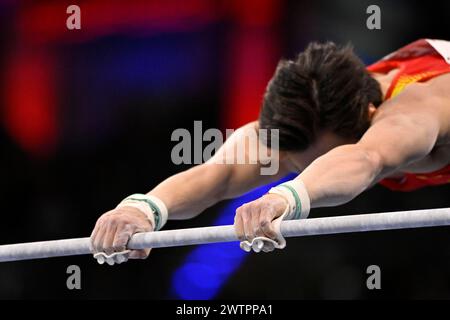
[[90, 39, 450, 264]]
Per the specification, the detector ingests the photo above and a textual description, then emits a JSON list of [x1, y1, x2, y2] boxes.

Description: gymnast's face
[[283, 130, 356, 173]]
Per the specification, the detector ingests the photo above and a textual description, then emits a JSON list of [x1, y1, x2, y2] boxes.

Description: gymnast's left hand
[[234, 194, 288, 252]]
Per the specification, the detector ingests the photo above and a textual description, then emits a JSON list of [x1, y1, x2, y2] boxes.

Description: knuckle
[[122, 224, 135, 234], [241, 211, 250, 222], [114, 233, 129, 243], [101, 211, 116, 220], [115, 216, 131, 226], [107, 218, 118, 228], [259, 220, 269, 228], [97, 216, 107, 225], [248, 202, 258, 209], [261, 202, 272, 210], [100, 214, 114, 223]]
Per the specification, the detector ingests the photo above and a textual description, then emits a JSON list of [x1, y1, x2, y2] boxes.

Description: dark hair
[[259, 41, 382, 151]]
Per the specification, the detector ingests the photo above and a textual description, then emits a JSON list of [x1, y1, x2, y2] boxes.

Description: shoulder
[[372, 76, 450, 143], [426, 73, 450, 100], [376, 73, 450, 118], [241, 121, 259, 131], [227, 121, 259, 141]]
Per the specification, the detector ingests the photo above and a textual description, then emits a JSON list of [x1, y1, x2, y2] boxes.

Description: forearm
[[147, 163, 231, 220], [148, 160, 288, 220], [298, 144, 382, 208], [147, 120, 289, 220]]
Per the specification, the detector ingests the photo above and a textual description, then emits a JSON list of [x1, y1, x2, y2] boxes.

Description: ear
[[368, 103, 377, 120]]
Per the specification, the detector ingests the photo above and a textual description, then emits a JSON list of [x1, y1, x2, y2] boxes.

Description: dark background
[[0, 0, 449, 299]]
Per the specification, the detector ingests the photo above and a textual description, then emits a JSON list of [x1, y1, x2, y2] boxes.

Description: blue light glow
[[171, 174, 296, 299]]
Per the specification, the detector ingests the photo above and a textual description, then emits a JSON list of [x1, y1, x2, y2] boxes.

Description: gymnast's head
[[259, 41, 383, 170]]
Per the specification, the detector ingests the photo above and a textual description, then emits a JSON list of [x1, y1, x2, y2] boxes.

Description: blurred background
[[0, 0, 449, 299]]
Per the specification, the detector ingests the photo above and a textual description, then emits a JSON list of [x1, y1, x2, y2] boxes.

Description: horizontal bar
[[0, 208, 449, 262]]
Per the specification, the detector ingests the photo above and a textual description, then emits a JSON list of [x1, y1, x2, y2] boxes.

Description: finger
[[251, 205, 263, 239], [248, 204, 262, 241], [242, 207, 254, 241], [102, 222, 118, 255], [90, 219, 100, 240], [234, 209, 245, 241], [128, 226, 151, 259], [90, 216, 106, 252], [90, 230, 99, 253], [260, 211, 278, 240], [129, 249, 151, 260], [112, 223, 133, 253], [254, 206, 268, 238], [90, 210, 116, 250], [92, 224, 107, 253]]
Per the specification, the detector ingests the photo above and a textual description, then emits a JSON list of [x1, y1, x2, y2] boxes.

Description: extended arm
[[234, 83, 447, 250], [300, 93, 442, 208], [90, 121, 289, 262], [149, 122, 289, 219]]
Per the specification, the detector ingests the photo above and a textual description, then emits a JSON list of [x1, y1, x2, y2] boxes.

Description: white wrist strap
[[117, 194, 168, 231], [268, 179, 310, 220]]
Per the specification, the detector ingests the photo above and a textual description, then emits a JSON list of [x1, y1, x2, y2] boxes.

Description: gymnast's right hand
[[90, 205, 154, 265]]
